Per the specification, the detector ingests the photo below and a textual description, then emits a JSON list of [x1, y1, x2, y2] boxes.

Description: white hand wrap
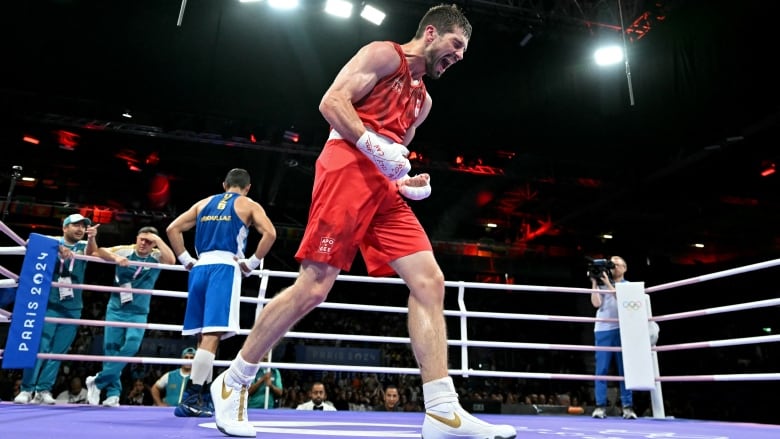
[[177, 251, 196, 267], [246, 254, 262, 270], [397, 175, 432, 200], [355, 131, 411, 181]]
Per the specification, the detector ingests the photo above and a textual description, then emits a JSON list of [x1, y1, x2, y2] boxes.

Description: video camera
[[587, 257, 615, 285]]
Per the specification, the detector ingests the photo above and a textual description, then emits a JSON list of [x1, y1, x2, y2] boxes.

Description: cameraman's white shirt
[[594, 279, 627, 332]]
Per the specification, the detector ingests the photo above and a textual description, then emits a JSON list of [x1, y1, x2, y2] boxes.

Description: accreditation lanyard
[[120, 253, 148, 304], [58, 239, 77, 300], [58, 255, 76, 276]]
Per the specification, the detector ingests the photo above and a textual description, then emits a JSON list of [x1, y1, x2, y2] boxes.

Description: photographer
[[589, 256, 637, 420]]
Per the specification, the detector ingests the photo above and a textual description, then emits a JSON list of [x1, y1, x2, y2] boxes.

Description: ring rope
[[30, 351, 630, 383], [658, 373, 780, 382], [653, 334, 780, 352], [0, 265, 19, 280], [47, 274, 616, 324], [652, 298, 780, 322], [646, 258, 780, 293], [44, 316, 182, 332], [42, 314, 624, 354], [0, 221, 26, 246], [0, 246, 26, 256]]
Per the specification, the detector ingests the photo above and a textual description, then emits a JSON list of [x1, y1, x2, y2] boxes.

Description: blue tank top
[[194, 192, 248, 257]]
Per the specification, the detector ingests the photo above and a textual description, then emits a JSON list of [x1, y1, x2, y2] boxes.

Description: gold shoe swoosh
[[221, 381, 233, 400], [426, 412, 462, 428]]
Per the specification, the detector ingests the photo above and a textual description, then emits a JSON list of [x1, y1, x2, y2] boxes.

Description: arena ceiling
[[1, 0, 778, 282]]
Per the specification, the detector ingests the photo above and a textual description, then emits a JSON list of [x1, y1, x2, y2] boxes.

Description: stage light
[[283, 130, 300, 143], [594, 45, 624, 66], [760, 162, 775, 177], [360, 4, 385, 25], [145, 151, 161, 166], [324, 0, 352, 18], [23, 135, 40, 145], [57, 130, 80, 151]]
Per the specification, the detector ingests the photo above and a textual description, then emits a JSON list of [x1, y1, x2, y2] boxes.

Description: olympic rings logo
[[622, 301, 643, 310]]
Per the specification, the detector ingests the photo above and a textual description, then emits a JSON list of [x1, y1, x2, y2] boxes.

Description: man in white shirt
[[55, 376, 88, 404], [296, 382, 336, 411]]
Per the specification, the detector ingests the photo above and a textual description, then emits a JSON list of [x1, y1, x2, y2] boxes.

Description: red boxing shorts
[[295, 138, 431, 276]]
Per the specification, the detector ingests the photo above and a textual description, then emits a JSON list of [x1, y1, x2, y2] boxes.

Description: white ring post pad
[[616, 281, 655, 390]]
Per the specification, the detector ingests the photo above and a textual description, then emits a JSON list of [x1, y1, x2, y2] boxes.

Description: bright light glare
[[325, 0, 353, 18], [239, 0, 262, 3], [268, 0, 298, 10], [361, 4, 386, 25], [594, 45, 624, 66]]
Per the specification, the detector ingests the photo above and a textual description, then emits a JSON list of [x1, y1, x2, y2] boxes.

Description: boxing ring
[[1, 220, 778, 438]]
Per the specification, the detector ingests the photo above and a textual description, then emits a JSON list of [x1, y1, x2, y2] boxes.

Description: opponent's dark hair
[[415, 3, 472, 40], [225, 168, 251, 189]]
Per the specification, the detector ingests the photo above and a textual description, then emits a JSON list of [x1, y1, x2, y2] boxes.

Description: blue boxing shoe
[[174, 382, 214, 418]]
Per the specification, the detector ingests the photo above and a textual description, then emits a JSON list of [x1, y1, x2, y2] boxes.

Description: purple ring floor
[[2, 402, 778, 438]]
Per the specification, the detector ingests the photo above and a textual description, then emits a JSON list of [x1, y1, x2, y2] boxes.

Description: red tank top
[[354, 42, 426, 144]]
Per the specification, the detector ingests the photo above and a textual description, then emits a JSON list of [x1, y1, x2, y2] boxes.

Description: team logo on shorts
[[318, 237, 335, 253]]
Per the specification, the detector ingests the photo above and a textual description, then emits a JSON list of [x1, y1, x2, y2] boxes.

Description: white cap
[[63, 213, 92, 226]]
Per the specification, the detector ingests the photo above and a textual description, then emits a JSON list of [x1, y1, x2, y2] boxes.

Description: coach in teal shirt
[[15, 214, 99, 405]]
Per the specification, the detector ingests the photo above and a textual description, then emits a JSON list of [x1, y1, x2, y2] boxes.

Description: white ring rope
[[652, 298, 780, 322], [45, 254, 618, 324], [0, 246, 26, 256], [32, 351, 629, 383], [645, 258, 780, 293], [658, 373, 780, 382], [0, 221, 27, 246], [0, 265, 19, 281], [654, 334, 780, 352]]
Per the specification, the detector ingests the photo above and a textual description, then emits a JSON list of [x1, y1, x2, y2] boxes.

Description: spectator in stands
[[247, 354, 283, 409], [124, 378, 153, 406], [297, 382, 336, 411], [374, 384, 403, 412], [151, 347, 195, 407], [55, 376, 88, 404]]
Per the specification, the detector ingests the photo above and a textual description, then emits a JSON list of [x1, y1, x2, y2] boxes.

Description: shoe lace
[[233, 385, 248, 422]]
